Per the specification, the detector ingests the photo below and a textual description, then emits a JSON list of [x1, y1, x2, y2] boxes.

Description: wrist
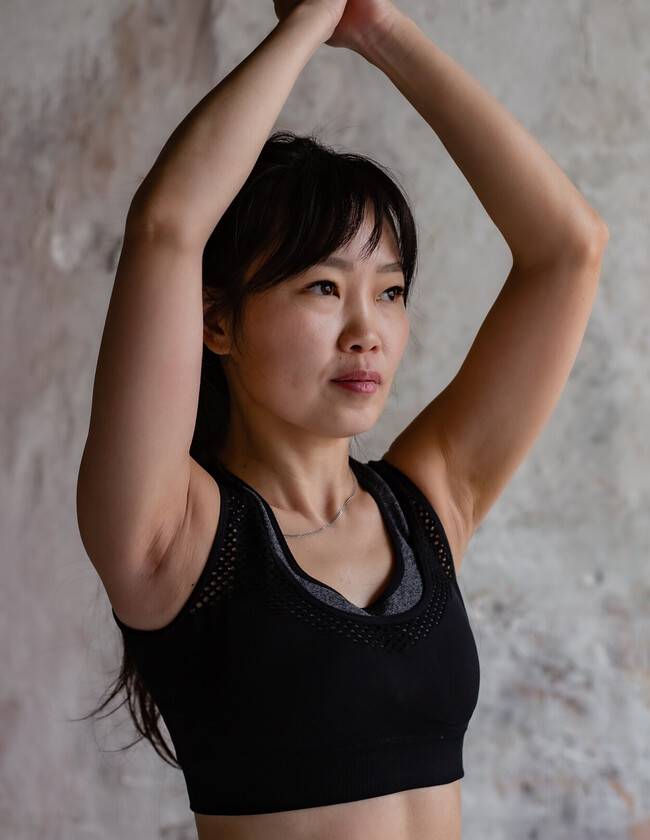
[[355, 6, 414, 65], [281, 3, 338, 49]]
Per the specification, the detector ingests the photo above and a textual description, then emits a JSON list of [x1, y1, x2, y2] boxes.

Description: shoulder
[[377, 443, 474, 575]]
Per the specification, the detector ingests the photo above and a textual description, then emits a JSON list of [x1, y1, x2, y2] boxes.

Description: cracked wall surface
[[1, 1, 648, 838]]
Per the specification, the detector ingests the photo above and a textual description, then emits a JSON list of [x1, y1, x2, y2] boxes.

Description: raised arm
[[350, 5, 609, 565], [76, 3, 340, 613]]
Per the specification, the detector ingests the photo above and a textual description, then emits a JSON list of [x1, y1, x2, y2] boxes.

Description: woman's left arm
[[351, 5, 609, 557], [355, 5, 607, 264]]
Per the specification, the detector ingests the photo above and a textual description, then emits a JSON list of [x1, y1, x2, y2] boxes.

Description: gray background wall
[[1, 0, 648, 837]]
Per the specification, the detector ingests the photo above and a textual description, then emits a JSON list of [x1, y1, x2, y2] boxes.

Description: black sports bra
[[113, 457, 481, 815]]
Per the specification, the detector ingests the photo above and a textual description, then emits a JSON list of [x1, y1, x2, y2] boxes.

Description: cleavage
[[279, 490, 400, 610]]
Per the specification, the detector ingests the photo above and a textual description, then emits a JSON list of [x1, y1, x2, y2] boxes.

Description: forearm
[[362, 10, 607, 270], [129, 8, 329, 246]]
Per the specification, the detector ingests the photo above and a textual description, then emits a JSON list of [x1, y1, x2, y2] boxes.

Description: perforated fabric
[[112, 457, 480, 815], [201, 458, 423, 618]]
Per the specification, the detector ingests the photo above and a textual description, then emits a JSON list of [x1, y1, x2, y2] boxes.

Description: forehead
[[318, 254, 403, 274], [321, 213, 401, 266]]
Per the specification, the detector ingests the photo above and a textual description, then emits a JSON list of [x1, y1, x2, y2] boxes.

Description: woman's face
[[217, 213, 411, 444]]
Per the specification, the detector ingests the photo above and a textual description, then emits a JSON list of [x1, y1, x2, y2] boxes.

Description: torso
[[112, 452, 468, 840], [194, 780, 462, 840]]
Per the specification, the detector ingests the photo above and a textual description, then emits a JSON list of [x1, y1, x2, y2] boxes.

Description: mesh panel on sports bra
[[249, 459, 423, 616], [189, 458, 456, 653], [188, 492, 244, 613]]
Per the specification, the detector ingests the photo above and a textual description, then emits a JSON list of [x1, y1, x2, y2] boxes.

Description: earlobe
[[203, 298, 234, 355], [203, 320, 231, 356]]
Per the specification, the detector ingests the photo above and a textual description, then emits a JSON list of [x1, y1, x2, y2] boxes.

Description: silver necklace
[[283, 471, 357, 539]]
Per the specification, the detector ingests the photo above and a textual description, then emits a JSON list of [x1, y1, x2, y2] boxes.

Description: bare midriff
[[194, 780, 462, 840]]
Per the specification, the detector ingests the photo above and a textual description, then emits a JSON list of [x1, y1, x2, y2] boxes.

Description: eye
[[305, 281, 406, 302], [380, 285, 406, 302], [307, 280, 338, 296]]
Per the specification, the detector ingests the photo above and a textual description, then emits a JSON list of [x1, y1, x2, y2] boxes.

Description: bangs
[[202, 131, 418, 344], [242, 133, 416, 294]]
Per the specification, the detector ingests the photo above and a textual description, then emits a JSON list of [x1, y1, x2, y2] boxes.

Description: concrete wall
[[1, 0, 647, 837]]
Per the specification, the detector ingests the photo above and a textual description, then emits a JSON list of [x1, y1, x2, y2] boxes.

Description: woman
[[76, 0, 608, 837]]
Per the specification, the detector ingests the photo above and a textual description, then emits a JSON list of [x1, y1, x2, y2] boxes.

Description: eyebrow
[[319, 255, 404, 274]]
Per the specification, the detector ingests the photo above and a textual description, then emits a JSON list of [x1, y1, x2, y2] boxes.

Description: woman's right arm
[[76, 3, 339, 607]]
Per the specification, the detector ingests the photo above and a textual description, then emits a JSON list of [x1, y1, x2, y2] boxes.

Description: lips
[[332, 369, 382, 384]]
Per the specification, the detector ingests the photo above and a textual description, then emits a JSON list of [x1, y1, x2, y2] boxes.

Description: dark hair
[[86, 130, 418, 766]]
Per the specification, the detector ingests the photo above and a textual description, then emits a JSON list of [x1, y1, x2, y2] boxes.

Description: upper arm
[[76, 213, 211, 593], [385, 231, 608, 562]]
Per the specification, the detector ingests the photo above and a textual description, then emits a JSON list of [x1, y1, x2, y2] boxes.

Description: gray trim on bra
[[243, 461, 424, 617]]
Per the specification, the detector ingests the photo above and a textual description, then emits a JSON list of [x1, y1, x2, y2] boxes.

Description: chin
[[320, 414, 381, 440]]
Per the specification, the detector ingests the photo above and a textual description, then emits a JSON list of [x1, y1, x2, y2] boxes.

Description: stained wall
[[1, 1, 648, 837]]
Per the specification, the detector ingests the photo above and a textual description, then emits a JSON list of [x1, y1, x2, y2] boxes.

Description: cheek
[[246, 304, 328, 375], [391, 312, 411, 358], [402, 317, 411, 348]]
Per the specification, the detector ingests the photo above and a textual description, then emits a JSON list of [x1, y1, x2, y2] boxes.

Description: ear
[[203, 301, 234, 356]]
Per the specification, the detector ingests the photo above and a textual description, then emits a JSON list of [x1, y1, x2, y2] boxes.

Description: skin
[[76, 0, 608, 836], [204, 210, 410, 520], [274, 0, 397, 52]]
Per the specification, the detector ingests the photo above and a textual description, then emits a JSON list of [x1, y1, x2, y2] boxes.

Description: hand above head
[[273, 0, 399, 54]]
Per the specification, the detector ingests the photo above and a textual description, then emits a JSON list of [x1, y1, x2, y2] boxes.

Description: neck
[[217, 434, 356, 529]]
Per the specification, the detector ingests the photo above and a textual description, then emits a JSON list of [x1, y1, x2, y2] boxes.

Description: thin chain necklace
[[283, 470, 357, 539]]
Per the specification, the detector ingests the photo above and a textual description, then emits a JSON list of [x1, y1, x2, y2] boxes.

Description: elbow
[[567, 220, 608, 298], [550, 220, 609, 275], [514, 218, 609, 275], [575, 217, 610, 263]]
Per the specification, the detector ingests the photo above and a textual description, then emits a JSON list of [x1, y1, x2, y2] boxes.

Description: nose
[[337, 300, 381, 354]]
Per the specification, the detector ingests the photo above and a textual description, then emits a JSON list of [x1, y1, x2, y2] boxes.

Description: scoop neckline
[[213, 457, 432, 624]]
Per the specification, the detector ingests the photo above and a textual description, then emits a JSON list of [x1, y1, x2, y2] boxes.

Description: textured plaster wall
[[1, 0, 648, 838]]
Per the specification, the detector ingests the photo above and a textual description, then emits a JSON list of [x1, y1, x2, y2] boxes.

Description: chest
[[279, 500, 399, 610]]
